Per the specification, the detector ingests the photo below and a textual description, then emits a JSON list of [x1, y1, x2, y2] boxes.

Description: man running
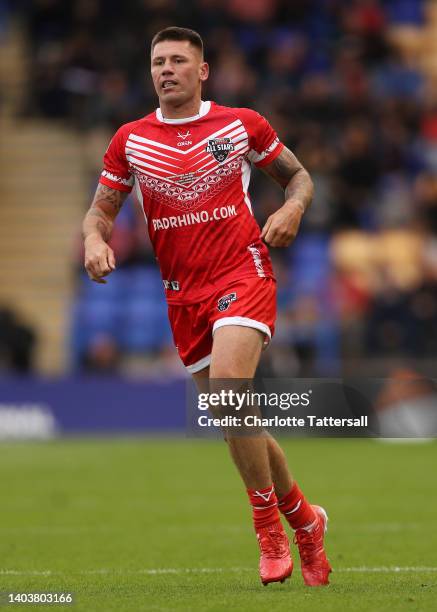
[[82, 26, 331, 587]]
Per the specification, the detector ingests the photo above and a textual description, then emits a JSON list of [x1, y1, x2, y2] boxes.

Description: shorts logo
[[206, 138, 235, 163], [163, 280, 180, 290], [217, 292, 237, 312]]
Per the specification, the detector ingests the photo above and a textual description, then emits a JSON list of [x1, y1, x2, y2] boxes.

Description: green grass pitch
[[0, 438, 436, 611]]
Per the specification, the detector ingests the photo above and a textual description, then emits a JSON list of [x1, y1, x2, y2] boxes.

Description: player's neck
[[159, 96, 203, 120]]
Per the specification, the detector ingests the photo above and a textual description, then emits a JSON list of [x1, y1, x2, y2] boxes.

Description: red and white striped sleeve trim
[[99, 170, 134, 192], [248, 137, 284, 168]]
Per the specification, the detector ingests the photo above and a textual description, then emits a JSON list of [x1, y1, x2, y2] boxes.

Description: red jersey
[[99, 100, 284, 304]]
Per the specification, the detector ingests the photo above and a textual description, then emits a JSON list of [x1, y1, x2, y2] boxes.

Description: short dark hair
[[151, 27, 204, 56]]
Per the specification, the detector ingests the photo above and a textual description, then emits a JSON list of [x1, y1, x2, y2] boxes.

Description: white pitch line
[[336, 567, 437, 573], [1, 566, 437, 577]]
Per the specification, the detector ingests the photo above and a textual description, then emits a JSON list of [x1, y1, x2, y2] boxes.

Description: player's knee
[[209, 365, 237, 379]]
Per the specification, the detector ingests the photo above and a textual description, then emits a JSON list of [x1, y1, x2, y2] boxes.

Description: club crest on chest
[[206, 137, 235, 163]]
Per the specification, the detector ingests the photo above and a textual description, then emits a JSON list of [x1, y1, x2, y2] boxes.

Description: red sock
[[278, 483, 317, 530], [247, 484, 280, 529]]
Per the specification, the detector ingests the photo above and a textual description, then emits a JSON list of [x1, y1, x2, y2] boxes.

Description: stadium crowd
[[13, 0, 437, 376]]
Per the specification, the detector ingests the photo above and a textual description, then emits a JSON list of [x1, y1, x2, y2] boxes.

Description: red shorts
[[168, 277, 276, 373]]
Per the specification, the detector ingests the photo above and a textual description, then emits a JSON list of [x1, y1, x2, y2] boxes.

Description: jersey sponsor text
[[152, 205, 237, 231]]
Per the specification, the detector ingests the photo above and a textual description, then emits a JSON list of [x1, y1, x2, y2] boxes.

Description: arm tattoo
[[262, 147, 314, 212], [84, 208, 113, 242], [92, 184, 126, 215], [82, 184, 128, 242]]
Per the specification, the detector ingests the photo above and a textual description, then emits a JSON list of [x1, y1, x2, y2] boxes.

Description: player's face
[[151, 40, 209, 106]]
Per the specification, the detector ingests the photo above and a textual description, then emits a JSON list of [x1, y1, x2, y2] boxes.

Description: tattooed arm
[[260, 147, 314, 247], [82, 184, 129, 283]]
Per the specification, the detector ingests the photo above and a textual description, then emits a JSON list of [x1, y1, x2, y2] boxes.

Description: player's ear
[[199, 62, 209, 82]]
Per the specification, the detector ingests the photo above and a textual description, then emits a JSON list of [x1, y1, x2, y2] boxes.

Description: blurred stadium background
[[0, 0, 437, 435], [1, 4, 437, 610]]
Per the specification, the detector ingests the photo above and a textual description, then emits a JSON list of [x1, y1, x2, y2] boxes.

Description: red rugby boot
[[256, 521, 293, 585], [294, 505, 332, 586]]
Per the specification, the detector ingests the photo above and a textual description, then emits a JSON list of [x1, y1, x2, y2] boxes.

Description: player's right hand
[[84, 236, 116, 284]]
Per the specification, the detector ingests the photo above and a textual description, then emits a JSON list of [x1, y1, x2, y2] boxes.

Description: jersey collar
[[156, 100, 211, 124]]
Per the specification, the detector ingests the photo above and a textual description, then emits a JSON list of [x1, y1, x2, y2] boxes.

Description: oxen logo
[[206, 137, 234, 163], [217, 292, 237, 312], [177, 130, 192, 147]]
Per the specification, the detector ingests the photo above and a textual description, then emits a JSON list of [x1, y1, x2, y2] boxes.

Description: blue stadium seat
[[288, 234, 331, 296], [76, 299, 121, 337], [70, 265, 171, 364], [385, 0, 425, 26], [125, 266, 165, 299], [79, 272, 126, 301], [120, 297, 171, 352], [69, 298, 123, 367]]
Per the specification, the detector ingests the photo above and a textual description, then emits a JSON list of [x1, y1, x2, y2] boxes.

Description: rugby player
[[82, 27, 331, 587]]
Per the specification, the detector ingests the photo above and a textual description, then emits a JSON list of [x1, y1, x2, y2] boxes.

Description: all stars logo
[[206, 137, 235, 163]]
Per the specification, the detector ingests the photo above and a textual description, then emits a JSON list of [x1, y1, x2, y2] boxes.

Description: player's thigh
[[210, 325, 264, 378], [192, 366, 210, 393]]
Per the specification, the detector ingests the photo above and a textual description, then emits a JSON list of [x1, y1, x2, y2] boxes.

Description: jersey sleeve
[[99, 126, 134, 192], [238, 108, 285, 168]]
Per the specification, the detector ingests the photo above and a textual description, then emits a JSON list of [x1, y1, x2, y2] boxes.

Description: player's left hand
[[261, 200, 305, 247]]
